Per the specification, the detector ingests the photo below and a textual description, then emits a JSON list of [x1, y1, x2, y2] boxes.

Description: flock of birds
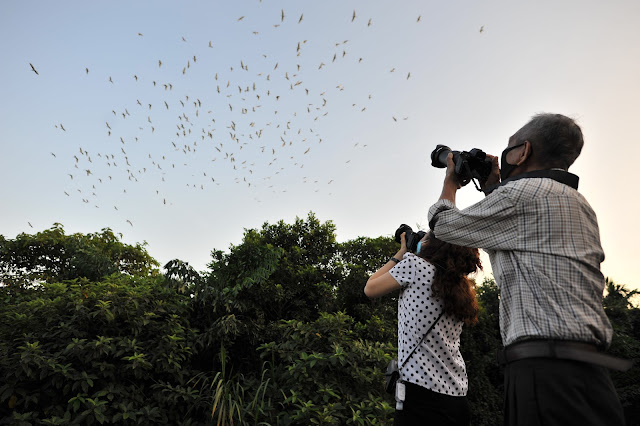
[[29, 9, 486, 228]]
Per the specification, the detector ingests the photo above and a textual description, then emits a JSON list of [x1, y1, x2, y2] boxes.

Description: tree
[[2, 217, 638, 425], [334, 236, 399, 343], [603, 278, 640, 424], [0, 224, 158, 287], [0, 274, 201, 424]]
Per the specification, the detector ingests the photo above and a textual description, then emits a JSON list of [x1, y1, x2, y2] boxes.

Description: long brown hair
[[418, 232, 481, 325]]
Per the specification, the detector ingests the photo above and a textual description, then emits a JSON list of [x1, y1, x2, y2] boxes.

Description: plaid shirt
[[428, 171, 613, 348]]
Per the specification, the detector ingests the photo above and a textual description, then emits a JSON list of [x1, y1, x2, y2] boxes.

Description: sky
[[1, 0, 639, 292]]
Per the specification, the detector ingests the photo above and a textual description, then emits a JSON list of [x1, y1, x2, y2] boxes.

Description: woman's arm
[[364, 233, 408, 298]]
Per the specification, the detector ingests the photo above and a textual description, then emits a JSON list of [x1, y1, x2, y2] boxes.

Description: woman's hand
[[398, 232, 409, 255]]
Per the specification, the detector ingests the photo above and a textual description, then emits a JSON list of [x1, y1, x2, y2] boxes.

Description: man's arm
[[429, 154, 517, 250]]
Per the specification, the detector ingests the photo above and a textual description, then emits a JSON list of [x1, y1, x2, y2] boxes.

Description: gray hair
[[513, 113, 584, 170]]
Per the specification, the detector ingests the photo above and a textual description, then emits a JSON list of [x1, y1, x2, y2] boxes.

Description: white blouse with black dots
[[389, 252, 468, 397]]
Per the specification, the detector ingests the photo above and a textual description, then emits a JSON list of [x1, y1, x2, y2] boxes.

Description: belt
[[496, 340, 633, 372]]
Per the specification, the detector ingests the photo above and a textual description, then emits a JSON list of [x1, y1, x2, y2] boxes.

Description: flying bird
[[352, 10, 356, 22], [29, 63, 38, 75], [298, 13, 303, 23], [479, 26, 484, 33]]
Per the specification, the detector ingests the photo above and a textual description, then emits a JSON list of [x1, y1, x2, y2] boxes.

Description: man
[[428, 113, 628, 425]]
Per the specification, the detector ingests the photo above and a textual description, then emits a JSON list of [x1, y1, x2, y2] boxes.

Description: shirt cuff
[[428, 199, 457, 230]]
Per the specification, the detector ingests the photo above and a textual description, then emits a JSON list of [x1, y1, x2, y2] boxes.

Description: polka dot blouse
[[389, 252, 468, 396]]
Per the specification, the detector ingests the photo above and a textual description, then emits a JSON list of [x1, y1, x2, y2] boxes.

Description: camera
[[395, 224, 426, 253], [430, 145, 493, 188]]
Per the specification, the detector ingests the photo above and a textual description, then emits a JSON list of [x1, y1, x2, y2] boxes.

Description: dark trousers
[[394, 382, 470, 426], [504, 358, 625, 426]]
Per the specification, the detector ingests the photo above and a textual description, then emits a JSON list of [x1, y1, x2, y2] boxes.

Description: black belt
[[496, 340, 633, 372]]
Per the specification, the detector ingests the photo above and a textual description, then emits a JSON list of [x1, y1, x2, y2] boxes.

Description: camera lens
[[431, 145, 452, 168]]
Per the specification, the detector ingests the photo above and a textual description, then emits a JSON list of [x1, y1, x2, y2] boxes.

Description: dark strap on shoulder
[[400, 311, 444, 369], [484, 169, 579, 195]]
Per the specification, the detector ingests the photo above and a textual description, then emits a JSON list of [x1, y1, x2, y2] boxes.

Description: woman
[[364, 231, 481, 425]]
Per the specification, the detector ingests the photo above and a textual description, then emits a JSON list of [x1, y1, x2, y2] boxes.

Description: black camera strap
[[399, 311, 444, 370]]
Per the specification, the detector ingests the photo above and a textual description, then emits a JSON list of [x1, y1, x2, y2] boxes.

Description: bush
[[0, 274, 201, 424]]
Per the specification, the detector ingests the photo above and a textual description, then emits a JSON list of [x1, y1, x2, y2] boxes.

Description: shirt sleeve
[[427, 186, 519, 251], [388, 253, 416, 288]]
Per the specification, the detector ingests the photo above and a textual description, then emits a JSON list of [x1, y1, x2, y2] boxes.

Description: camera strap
[[399, 311, 444, 370]]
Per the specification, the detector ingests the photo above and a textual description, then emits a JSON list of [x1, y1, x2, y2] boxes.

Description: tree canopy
[[0, 224, 158, 286], [1, 213, 638, 425]]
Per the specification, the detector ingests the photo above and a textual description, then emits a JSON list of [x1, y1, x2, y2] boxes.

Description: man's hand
[[479, 154, 500, 193], [438, 153, 462, 204], [444, 153, 463, 189]]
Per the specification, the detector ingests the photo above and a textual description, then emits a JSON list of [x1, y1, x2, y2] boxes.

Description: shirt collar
[[485, 169, 579, 195]]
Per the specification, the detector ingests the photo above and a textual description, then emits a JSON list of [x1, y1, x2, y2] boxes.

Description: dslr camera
[[394, 224, 426, 253], [430, 144, 492, 189]]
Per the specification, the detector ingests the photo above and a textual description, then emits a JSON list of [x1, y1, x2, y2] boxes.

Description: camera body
[[395, 224, 426, 253], [430, 144, 492, 186]]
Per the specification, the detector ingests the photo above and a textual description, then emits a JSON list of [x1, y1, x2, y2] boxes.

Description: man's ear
[[516, 140, 532, 166]]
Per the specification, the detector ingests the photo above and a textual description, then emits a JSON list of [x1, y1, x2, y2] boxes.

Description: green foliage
[[334, 236, 399, 343], [0, 224, 158, 286], [604, 278, 640, 424], [1, 215, 638, 425], [258, 312, 395, 424], [208, 212, 339, 323], [459, 278, 503, 426], [0, 274, 200, 424]]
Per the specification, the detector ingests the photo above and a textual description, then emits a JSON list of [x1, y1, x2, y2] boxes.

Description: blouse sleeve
[[388, 253, 416, 288]]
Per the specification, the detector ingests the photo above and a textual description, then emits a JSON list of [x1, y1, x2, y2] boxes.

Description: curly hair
[[417, 232, 481, 325]]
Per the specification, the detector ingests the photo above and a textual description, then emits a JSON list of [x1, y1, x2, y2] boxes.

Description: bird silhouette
[[29, 63, 38, 75]]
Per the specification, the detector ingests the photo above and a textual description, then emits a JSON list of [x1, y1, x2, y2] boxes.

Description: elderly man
[[428, 113, 629, 425]]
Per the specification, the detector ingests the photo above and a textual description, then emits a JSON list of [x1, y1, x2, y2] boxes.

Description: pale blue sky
[[1, 0, 638, 292]]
